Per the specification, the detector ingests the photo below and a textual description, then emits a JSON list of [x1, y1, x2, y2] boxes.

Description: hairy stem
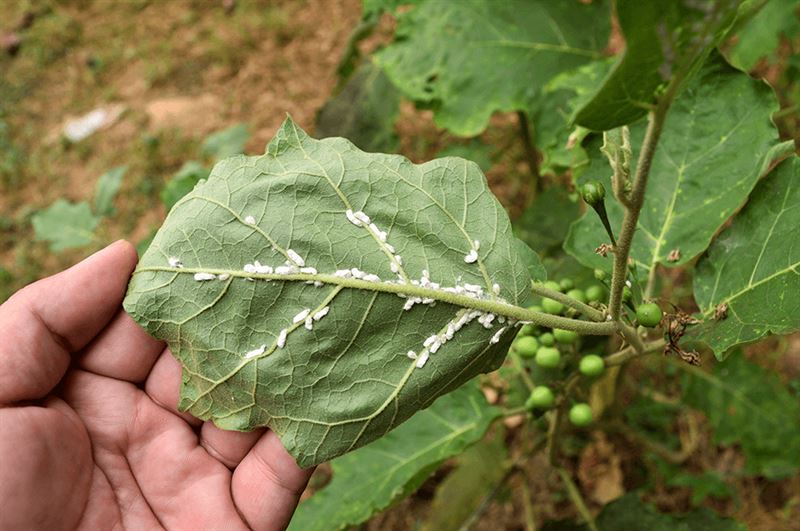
[[530, 282, 605, 322], [605, 338, 666, 366]]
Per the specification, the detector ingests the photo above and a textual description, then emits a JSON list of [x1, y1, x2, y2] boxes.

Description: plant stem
[[557, 468, 598, 531], [517, 111, 541, 189], [520, 481, 538, 531], [503, 405, 530, 417], [605, 338, 665, 366], [511, 351, 536, 392], [530, 282, 605, 322]]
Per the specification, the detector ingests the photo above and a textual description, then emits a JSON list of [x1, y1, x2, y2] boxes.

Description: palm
[[0, 242, 311, 530]]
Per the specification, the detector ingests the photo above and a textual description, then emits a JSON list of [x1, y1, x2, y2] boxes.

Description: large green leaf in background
[[316, 62, 400, 153], [574, 0, 740, 131], [564, 56, 779, 275], [727, 0, 800, 71], [689, 156, 800, 357], [288, 380, 499, 531], [375, 0, 610, 136], [93, 165, 127, 217], [124, 118, 540, 467], [32, 199, 100, 251], [683, 350, 800, 478]]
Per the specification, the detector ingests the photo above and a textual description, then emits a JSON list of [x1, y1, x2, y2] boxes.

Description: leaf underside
[[564, 55, 779, 276], [124, 117, 537, 467], [689, 156, 800, 357]]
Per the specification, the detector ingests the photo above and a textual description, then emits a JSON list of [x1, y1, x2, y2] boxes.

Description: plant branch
[[557, 468, 598, 531], [605, 338, 666, 366], [530, 282, 605, 321], [517, 111, 541, 188], [510, 351, 536, 392]]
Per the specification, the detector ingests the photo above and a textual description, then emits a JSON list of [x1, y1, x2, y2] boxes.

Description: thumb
[[0, 240, 138, 403]]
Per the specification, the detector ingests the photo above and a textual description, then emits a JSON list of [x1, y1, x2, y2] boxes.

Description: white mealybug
[[304, 317, 314, 330], [350, 268, 365, 279], [416, 351, 430, 368], [275, 265, 295, 275], [363, 273, 381, 282], [423, 335, 438, 348], [255, 264, 273, 274], [464, 249, 478, 263], [194, 272, 216, 281], [168, 257, 183, 268], [385, 243, 396, 254], [287, 249, 305, 267], [313, 306, 330, 321], [490, 326, 507, 345], [244, 263, 256, 273], [406, 350, 418, 360], [354, 211, 371, 225], [368, 222, 380, 235], [463, 283, 483, 294], [277, 329, 288, 348], [313, 281, 323, 287], [292, 309, 311, 324], [300, 266, 318, 274], [244, 215, 256, 225], [492, 283, 501, 295], [333, 269, 352, 278], [625, 279, 632, 288], [473, 239, 480, 250], [378, 230, 387, 242], [390, 262, 399, 273], [244, 344, 266, 359], [395, 255, 403, 265], [430, 340, 442, 353], [345, 209, 361, 226], [218, 273, 230, 281]]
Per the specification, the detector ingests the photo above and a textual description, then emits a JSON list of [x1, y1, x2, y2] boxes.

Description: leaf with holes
[[375, 0, 610, 136], [688, 156, 800, 358], [564, 56, 779, 277], [574, 0, 739, 131], [124, 117, 542, 467]]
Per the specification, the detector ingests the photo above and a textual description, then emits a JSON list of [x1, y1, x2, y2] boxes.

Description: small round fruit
[[622, 286, 632, 302], [515, 336, 540, 358], [566, 289, 586, 304], [585, 285, 605, 303], [519, 323, 538, 337], [594, 268, 607, 280], [579, 354, 605, 377], [559, 278, 575, 291], [535, 346, 561, 368], [553, 328, 579, 344], [544, 280, 563, 292], [569, 403, 593, 427], [581, 181, 606, 205], [542, 298, 565, 315], [525, 386, 555, 410], [637, 303, 663, 328], [539, 332, 555, 347]]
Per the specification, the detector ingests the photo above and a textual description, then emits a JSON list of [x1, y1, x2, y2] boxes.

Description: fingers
[[232, 431, 314, 531], [200, 423, 264, 469], [0, 240, 138, 403], [78, 309, 164, 383], [144, 349, 202, 426]]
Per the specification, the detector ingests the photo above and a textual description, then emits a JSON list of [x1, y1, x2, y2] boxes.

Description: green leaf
[[682, 350, 800, 479], [727, 0, 800, 71], [201, 123, 250, 160], [436, 140, 493, 173], [565, 55, 779, 275], [668, 471, 734, 506], [316, 62, 400, 153], [160, 161, 210, 210], [375, 0, 610, 136], [689, 156, 800, 355], [124, 117, 539, 467], [93, 165, 127, 217], [543, 492, 745, 531], [31, 199, 99, 251], [288, 380, 499, 531], [574, 0, 740, 130]]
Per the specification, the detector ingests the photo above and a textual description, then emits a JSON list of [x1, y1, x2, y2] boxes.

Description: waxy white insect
[[333, 269, 352, 278], [490, 326, 507, 344], [304, 317, 314, 330], [385, 243, 396, 254], [287, 249, 305, 267], [390, 262, 399, 273], [292, 309, 311, 324], [345, 209, 361, 226], [423, 335, 438, 348], [313, 280, 323, 287], [244, 215, 257, 225], [244, 344, 266, 359], [350, 268, 365, 279], [363, 273, 381, 283], [416, 351, 430, 368], [313, 306, 330, 321], [464, 249, 478, 263], [354, 211, 371, 225], [194, 272, 216, 281], [277, 329, 288, 348], [300, 266, 318, 274], [406, 350, 418, 360], [275, 265, 296, 275], [168, 257, 183, 268], [492, 283, 501, 295], [473, 240, 480, 250], [218, 273, 230, 281]]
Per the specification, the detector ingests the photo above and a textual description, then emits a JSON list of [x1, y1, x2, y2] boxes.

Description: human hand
[[0, 241, 312, 530]]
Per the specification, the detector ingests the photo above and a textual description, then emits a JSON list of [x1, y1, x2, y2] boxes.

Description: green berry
[[579, 354, 605, 377], [569, 403, 593, 427], [525, 386, 555, 410], [544, 280, 563, 292], [539, 332, 555, 346], [542, 298, 565, 315], [519, 323, 538, 337], [566, 289, 586, 304], [622, 286, 632, 302], [553, 328, 579, 344], [585, 285, 605, 303], [559, 278, 575, 291], [515, 336, 540, 358], [636, 303, 663, 327], [581, 181, 606, 205], [535, 346, 561, 368], [594, 268, 607, 280]]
